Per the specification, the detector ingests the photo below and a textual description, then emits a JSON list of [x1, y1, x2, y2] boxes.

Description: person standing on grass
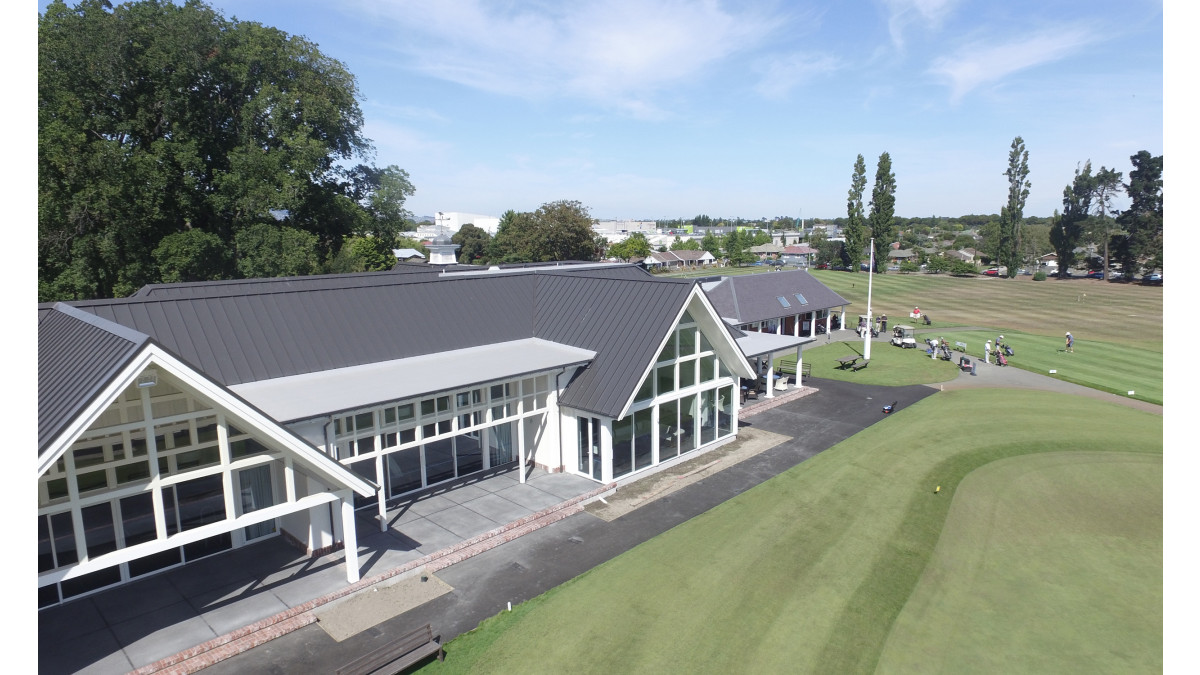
[[1065, 332, 1074, 353], [985, 339, 992, 364], [881, 313, 888, 332]]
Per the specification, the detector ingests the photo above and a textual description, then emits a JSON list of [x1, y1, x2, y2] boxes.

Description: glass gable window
[[777, 296, 791, 308], [793, 293, 808, 305]]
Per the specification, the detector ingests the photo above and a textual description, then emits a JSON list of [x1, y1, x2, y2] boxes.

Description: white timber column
[[793, 314, 801, 337], [795, 347, 803, 388], [765, 359, 776, 399], [776, 320, 783, 335], [809, 314, 816, 338], [375, 453, 386, 532], [839, 308, 846, 330], [518, 419, 527, 483], [339, 490, 360, 583], [825, 313, 832, 334]]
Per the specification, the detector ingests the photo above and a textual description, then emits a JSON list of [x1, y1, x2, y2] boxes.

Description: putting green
[[877, 451, 1162, 674]]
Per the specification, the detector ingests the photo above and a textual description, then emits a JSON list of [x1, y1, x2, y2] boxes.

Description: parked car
[[816, 263, 829, 269], [1085, 270, 1104, 279], [1144, 272, 1162, 284], [1019, 268, 1031, 275], [984, 268, 1000, 276]]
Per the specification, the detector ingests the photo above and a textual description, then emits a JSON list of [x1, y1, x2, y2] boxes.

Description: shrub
[[1033, 271, 1046, 281]]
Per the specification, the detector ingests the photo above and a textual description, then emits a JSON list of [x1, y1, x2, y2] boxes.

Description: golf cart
[[856, 314, 878, 338], [891, 324, 917, 348]]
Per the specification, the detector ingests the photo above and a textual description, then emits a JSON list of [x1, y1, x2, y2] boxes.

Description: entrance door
[[239, 465, 275, 541]]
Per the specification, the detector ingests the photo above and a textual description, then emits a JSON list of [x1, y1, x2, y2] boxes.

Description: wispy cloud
[[753, 52, 839, 99], [883, 0, 961, 49], [930, 26, 1099, 103], [352, 0, 782, 116]]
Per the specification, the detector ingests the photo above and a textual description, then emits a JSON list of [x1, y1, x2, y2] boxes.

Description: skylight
[[793, 293, 808, 305], [777, 296, 791, 308]]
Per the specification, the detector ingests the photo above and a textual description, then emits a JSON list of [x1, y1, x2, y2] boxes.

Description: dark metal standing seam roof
[[704, 270, 850, 324], [48, 265, 707, 424], [39, 304, 150, 455], [65, 275, 539, 387], [534, 273, 695, 418]]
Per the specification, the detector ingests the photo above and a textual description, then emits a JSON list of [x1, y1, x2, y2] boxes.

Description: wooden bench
[[836, 355, 861, 369], [801, 362, 812, 379], [336, 623, 443, 675], [850, 360, 869, 372]]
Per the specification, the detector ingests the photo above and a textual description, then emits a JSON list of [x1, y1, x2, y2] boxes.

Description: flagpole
[[864, 239, 874, 360]]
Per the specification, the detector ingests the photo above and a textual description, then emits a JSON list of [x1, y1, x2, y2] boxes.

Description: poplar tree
[[867, 152, 896, 272], [999, 137, 1031, 278], [844, 154, 868, 272]]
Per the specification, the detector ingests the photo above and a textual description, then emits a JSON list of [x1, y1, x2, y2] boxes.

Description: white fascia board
[[39, 344, 375, 498]]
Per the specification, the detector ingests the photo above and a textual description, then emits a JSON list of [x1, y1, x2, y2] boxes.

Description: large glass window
[[388, 448, 422, 496], [456, 433, 483, 475], [612, 417, 633, 478], [424, 438, 455, 485], [659, 400, 679, 461], [718, 386, 734, 438], [239, 465, 276, 540], [680, 394, 698, 453], [489, 422, 515, 467], [634, 409, 653, 471]]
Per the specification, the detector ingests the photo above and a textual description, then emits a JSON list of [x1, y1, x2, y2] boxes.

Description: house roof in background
[[701, 270, 849, 325]]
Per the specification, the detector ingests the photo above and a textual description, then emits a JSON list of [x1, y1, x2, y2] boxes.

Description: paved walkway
[[38, 466, 605, 675]]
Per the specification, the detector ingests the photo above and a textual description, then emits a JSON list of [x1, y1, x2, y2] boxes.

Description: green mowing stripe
[[418, 391, 1162, 674]]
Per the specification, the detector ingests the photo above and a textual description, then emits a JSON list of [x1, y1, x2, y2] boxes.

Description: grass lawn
[[918, 329, 1162, 405], [775, 340, 960, 386], [787, 330, 1163, 406], [877, 451, 1162, 673], [419, 390, 1162, 674], [804, 269, 1163, 353]]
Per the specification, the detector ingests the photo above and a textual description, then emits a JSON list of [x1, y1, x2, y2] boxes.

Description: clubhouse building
[[38, 253, 848, 609]]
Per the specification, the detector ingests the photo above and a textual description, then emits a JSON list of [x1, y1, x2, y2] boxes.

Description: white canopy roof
[[231, 338, 596, 422]]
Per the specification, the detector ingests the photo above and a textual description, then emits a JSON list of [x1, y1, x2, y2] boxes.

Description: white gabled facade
[[37, 345, 374, 610]]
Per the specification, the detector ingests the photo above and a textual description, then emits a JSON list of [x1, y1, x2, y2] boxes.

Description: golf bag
[[922, 314, 932, 326], [1004, 345, 1014, 356], [996, 352, 1008, 366]]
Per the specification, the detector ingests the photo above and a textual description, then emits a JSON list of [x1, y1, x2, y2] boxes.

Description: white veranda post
[[864, 239, 875, 360]]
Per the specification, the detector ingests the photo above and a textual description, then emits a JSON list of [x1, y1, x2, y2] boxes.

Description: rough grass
[[417, 391, 1162, 674]]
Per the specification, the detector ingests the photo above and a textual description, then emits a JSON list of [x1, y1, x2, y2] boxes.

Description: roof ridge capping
[[48, 302, 151, 346]]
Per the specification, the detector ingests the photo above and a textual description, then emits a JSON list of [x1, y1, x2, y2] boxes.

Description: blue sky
[[36, 0, 1164, 221]]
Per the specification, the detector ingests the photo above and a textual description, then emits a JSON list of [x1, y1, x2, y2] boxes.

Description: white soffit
[[735, 331, 814, 358], [230, 338, 596, 423]]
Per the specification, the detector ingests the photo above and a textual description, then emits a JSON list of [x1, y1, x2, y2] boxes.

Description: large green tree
[[1090, 166, 1123, 279], [1050, 161, 1094, 275], [844, 154, 868, 273], [1115, 151, 1164, 275], [39, 0, 411, 300], [998, 137, 1031, 278], [867, 152, 896, 272], [452, 223, 493, 265], [488, 201, 600, 263]]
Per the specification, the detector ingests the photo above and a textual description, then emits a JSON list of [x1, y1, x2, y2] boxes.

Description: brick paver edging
[[739, 385, 819, 418], [130, 481, 617, 675]]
